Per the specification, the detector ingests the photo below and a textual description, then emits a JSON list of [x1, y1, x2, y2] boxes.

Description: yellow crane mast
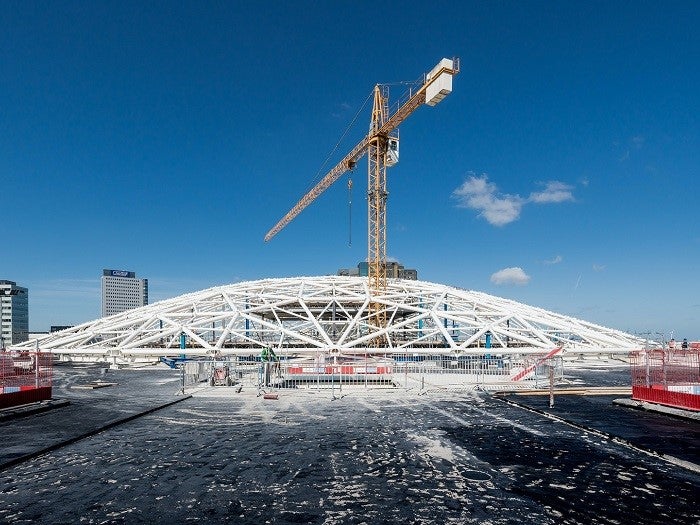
[[265, 58, 459, 343]]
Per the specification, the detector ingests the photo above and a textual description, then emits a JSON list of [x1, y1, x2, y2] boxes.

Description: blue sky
[[2, 2, 698, 340]]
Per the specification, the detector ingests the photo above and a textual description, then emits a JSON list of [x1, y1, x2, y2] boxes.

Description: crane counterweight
[[425, 58, 456, 106]]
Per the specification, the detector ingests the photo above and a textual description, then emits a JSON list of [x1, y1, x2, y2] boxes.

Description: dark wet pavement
[[500, 392, 700, 465], [0, 364, 183, 468], [0, 364, 698, 524]]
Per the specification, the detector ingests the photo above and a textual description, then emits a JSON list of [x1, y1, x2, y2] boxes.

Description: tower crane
[[264, 58, 459, 344]]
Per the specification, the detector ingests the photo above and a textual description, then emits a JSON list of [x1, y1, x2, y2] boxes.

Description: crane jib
[[263, 58, 458, 243], [263, 137, 370, 242]]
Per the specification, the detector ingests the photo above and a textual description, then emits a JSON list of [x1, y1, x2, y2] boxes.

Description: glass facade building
[[0, 280, 29, 347]]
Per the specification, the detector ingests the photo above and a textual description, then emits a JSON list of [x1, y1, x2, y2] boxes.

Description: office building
[[101, 269, 148, 317], [338, 261, 418, 280], [0, 280, 29, 347]]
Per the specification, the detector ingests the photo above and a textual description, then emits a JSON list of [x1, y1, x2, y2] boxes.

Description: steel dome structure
[[16, 276, 643, 360]]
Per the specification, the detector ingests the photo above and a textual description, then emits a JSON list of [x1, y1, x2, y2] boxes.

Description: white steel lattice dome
[[17, 276, 643, 359]]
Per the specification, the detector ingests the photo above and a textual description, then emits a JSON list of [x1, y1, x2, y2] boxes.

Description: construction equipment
[[264, 58, 459, 343], [210, 364, 233, 386]]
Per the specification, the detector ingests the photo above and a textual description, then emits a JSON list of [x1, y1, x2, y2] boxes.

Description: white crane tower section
[[425, 58, 455, 106]]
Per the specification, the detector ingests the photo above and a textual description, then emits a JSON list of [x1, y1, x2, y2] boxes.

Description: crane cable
[[306, 90, 374, 193], [347, 177, 353, 247], [301, 81, 413, 247]]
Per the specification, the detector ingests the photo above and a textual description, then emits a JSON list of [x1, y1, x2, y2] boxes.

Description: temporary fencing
[[629, 348, 700, 411], [180, 352, 563, 393], [0, 351, 53, 409]]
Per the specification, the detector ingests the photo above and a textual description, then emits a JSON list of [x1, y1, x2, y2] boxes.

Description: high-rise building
[[0, 280, 29, 347], [101, 269, 148, 317]]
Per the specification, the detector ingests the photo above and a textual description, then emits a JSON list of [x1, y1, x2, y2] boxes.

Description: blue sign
[[111, 270, 129, 277]]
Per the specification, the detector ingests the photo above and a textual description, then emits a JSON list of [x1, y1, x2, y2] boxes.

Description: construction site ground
[[0, 362, 698, 524]]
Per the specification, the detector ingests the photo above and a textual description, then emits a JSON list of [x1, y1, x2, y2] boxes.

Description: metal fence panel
[[0, 351, 53, 409], [629, 349, 700, 410], [180, 353, 563, 394]]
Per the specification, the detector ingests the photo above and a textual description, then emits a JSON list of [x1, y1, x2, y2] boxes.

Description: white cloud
[[490, 267, 531, 286], [592, 264, 606, 272], [452, 174, 523, 226], [331, 101, 353, 119], [528, 181, 575, 204], [544, 255, 563, 265], [453, 174, 574, 226], [616, 135, 644, 162]]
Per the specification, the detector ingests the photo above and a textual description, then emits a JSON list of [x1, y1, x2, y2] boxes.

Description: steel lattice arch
[[16, 276, 643, 360]]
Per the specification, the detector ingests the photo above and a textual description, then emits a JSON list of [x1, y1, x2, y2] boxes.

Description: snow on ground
[[0, 363, 697, 524]]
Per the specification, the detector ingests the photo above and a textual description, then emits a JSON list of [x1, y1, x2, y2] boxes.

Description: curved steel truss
[[17, 276, 643, 357]]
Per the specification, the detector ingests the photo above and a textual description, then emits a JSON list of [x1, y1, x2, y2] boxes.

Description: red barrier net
[[0, 351, 53, 409], [629, 349, 700, 411]]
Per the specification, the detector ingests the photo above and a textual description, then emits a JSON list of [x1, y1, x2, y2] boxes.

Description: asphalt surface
[[0, 363, 698, 524], [0, 364, 184, 469], [505, 367, 700, 466]]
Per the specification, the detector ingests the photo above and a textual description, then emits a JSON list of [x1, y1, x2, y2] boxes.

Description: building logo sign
[[111, 270, 129, 277]]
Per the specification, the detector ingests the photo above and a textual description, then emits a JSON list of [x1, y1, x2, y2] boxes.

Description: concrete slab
[[612, 397, 700, 421]]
